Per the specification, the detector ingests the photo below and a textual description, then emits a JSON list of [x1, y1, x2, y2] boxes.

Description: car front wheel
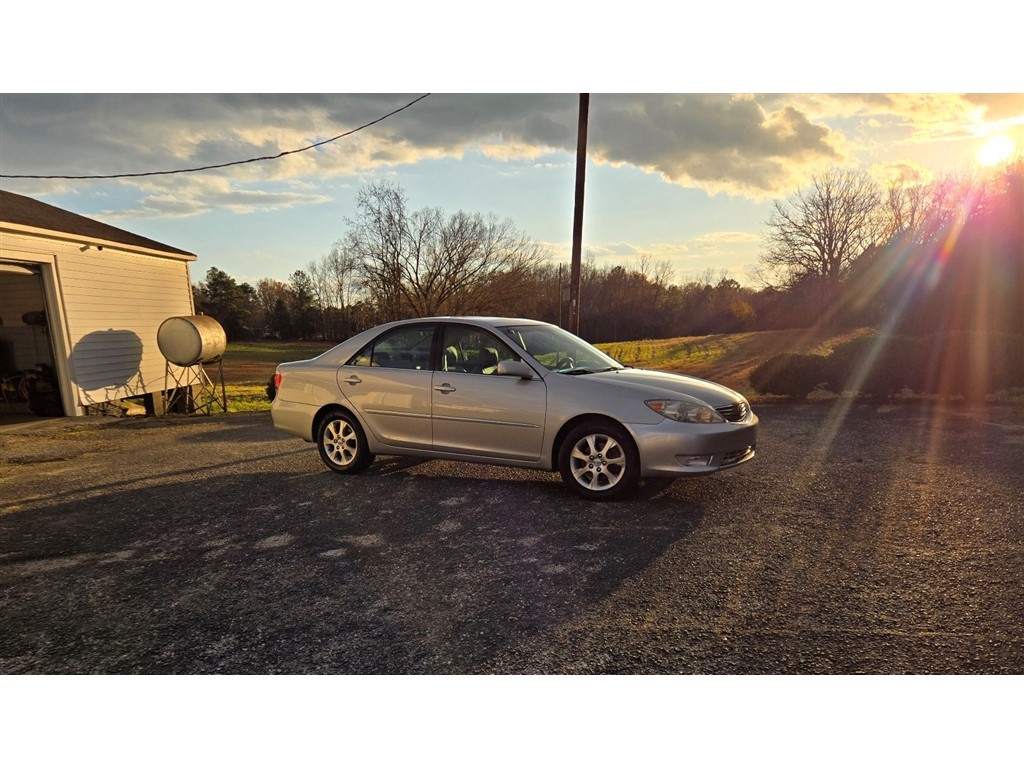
[[317, 409, 373, 474], [558, 420, 639, 500]]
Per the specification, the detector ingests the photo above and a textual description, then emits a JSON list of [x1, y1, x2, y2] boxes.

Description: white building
[[0, 189, 197, 417]]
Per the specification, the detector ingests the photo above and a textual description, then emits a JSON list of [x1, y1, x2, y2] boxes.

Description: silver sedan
[[270, 317, 758, 500]]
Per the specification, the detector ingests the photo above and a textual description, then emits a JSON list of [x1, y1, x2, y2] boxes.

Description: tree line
[[194, 162, 1023, 345]]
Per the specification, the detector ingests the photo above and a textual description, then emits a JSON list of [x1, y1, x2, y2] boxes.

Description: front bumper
[[630, 413, 759, 477]]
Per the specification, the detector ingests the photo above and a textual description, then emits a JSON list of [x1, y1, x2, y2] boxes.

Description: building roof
[[0, 189, 195, 258]]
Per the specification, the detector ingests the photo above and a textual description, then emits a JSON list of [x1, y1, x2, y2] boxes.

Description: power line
[[1, 94, 431, 180]]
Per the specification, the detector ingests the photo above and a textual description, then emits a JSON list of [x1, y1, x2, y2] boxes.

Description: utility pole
[[568, 93, 589, 334], [557, 262, 564, 327]]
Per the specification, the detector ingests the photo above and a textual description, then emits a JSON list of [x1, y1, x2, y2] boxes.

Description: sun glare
[[976, 135, 1015, 166]]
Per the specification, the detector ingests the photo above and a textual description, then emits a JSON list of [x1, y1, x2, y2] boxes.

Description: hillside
[[598, 327, 872, 396]]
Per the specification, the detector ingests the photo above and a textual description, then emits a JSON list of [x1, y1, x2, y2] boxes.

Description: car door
[[431, 324, 546, 461], [338, 323, 435, 450]]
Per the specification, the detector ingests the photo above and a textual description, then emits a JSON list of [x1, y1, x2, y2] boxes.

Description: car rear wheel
[[317, 409, 373, 474], [558, 420, 639, 500]]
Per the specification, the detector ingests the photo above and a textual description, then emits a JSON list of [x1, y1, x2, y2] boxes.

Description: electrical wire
[[0, 94, 431, 180]]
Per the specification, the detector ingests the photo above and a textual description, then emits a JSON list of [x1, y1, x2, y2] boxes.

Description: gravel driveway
[[1, 402, 1022, 673]]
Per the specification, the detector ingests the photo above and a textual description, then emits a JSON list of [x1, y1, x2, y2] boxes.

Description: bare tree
[[760, 169, 884, 297], [345, 181, 410, 321], [322, 241, 361, 337], [883, 178, 926, 243], [880, 172, 985, 251], [304, 258, 331, 336], [324, 241, 360, 310], [346, 181, 547, 320], [634, 252, 675, 308]]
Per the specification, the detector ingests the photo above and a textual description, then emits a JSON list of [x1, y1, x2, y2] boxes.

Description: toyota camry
[[270, 317, 757, 500]]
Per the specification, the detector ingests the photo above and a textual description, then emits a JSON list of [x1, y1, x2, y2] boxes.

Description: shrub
[[749, 353, 828, 399], [918, 332, 1024, 401], [823, 332, 1024, 401], [825, 334, 928, 400]]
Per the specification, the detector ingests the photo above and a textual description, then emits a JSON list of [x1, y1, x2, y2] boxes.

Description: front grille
[[715, 401, 749, 422], [721, 445, 755, 467]]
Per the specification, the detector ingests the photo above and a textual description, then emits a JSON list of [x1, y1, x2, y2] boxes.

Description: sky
[[2, 8, 1022, 291]]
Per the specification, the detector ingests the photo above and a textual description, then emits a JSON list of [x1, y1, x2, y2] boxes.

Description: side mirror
[[496, 360, 535, 379]]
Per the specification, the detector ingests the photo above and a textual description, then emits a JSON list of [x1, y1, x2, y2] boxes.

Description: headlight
[[646, 399, 725, 424]]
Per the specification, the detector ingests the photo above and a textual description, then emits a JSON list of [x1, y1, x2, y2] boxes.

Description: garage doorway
[[0, 261, 64, 420]]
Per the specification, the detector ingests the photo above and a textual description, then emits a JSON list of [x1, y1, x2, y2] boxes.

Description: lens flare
[[976, 135, 1015, 166]]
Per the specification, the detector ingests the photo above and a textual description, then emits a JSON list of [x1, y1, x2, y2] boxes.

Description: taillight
[[268, 371, 283, 402]]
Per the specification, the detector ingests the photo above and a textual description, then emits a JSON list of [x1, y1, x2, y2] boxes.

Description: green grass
[[221, 340, 334, 384], [599, 335, 741, 369], [225, 384, 274, 413], [224, 340, 333, 363]]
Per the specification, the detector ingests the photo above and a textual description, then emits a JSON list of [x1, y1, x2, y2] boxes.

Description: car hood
[[575, 367, 744, 407]]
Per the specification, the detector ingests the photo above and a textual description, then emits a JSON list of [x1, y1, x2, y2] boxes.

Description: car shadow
[[364, 455, 430, 475], [125, 412, 285, 444], [0, 467, 715, 674]]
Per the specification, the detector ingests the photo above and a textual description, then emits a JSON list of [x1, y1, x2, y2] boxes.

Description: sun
[[976, 135, 1015, 166]]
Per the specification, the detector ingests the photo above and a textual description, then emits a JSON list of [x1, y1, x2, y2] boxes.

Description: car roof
[[396, 316, 551, 327]]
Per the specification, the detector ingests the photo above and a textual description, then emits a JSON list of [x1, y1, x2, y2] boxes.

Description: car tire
[[558, 419, 640, 501], [316, 409, 373, 474]]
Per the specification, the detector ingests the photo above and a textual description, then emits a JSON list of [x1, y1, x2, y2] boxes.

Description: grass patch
[[225, 340, 333, 362], [225, 384, 273, 413], [221, 340, 333, 384], [600, 334, 745, 368]]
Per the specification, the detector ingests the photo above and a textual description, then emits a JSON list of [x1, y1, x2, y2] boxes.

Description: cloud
[[4, 93, 1023, 215], [963, 94, 1024, 122], [693, 231, 761, 245], [788, 93, 1024, 143], [100, 177, 333, 220], [542, 232, 760, 273], [0, 94, 842, 203], [868, 160, 932, 186], [0, 94, 454, 181], [582, 95, 844, 198]]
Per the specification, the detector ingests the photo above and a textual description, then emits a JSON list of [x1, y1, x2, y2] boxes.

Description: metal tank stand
[[162, 358, 228, 415]]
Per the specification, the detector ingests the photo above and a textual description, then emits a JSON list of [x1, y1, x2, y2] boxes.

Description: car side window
[[349, 326, 434, 370], [441, 326, 521, 375]]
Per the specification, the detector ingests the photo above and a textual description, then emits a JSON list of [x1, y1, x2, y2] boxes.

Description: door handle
[[343, 375, 362, 386], [433, 383, 456, 394]]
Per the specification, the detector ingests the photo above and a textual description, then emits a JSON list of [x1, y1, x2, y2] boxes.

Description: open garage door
[[0, 261, 64, 420]]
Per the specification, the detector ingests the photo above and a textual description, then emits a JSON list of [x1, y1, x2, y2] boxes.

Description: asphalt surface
[[1, 402, 1022, 674]]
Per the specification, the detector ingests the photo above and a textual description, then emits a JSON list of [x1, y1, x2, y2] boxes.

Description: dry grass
[[599, 327, 873, 396]]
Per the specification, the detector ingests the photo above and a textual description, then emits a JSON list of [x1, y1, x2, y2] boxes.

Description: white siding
[[56, 248, 195, 406]]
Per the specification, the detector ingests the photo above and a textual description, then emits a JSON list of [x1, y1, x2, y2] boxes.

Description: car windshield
[[501, 324, 624, 374]]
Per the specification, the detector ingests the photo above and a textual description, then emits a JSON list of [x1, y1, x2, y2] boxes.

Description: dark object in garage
[[27, 363, 64, 417]]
